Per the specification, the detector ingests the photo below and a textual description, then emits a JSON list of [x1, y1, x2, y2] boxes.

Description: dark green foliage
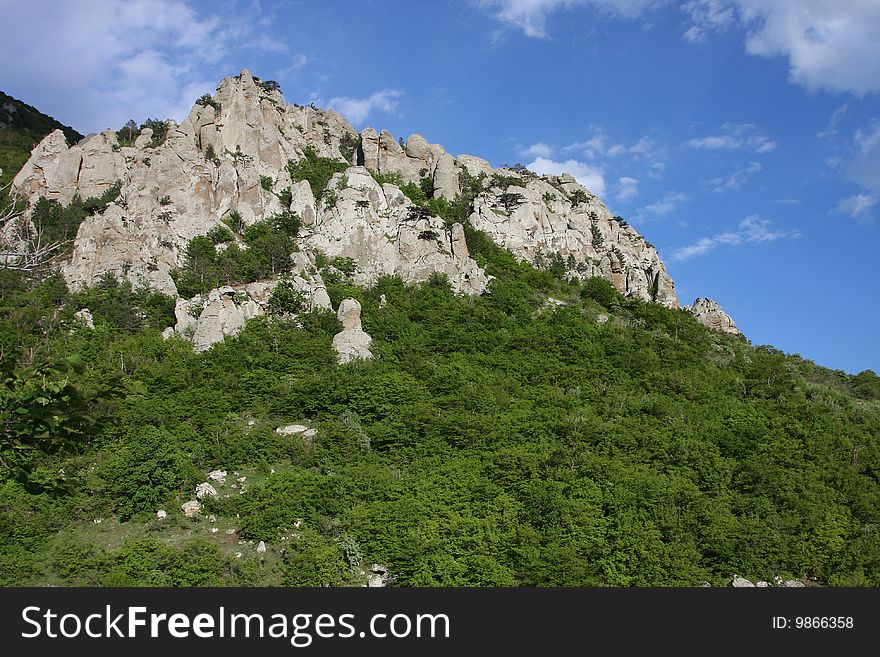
[[277, 187, 292, 209], [260, 175, 273, 191], [82, 180, 121, 214], [105, 426, 199, 520], [422, 168, 486, 228], [852, 370, 880, 400], [195, 94, 221, 113], [204, 144, 220, 166], [570, 189, 590, 205], [30, 196, 87, 251], [400, 180, 428, 205], [287, 148, 348, 199], [490, 172, 526, 189], [330, 257, 357, 276], [0, 351, 121, 488], [498, 191, 524, 213], [72, 272, 176, 333], [116, 119, 140, 146], [140, 118, 168, 148], [339, 132, 360, 162], [30, 181, 121, 253], [268, 278, 306, 315], [223, 210, 245, 235], [369, 170, 404, 187], [581, 277, 622, 309], [171, 213, 300, 297], [206, 225, 234, 244], [1, 225, 880, 587], [256, 79, 281, 94]]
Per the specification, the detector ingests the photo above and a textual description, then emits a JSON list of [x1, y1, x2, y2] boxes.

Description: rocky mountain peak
[[9, 71, 709, 349]]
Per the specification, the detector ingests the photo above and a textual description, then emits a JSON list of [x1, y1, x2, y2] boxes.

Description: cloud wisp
[[634, 191, 687, 222], [706, 161, 762, 192], [686, 123, 776, 154], [326, 90, 404, 125], [478, 0, 662, 39], [671, 215, 795, 261], [836, 193, 877, 221], [525, 156, 607, 196]]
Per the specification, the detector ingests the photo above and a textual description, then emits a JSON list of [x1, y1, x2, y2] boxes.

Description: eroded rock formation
[[10, 69, 693, 349]]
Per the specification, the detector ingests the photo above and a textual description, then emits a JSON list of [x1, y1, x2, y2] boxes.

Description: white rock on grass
[[207, 470, 227, 483], [195, 482, 217, 500], [731, 575, 755, 587]]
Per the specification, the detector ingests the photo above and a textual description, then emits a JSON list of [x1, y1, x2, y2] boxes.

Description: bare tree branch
[[0, 180, 67, 272]]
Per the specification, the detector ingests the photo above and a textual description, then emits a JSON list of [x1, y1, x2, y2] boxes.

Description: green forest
[[2, 220, 879, 587]]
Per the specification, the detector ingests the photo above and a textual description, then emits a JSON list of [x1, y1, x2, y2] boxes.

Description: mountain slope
[[0, 228, 878, 587], [2, 74, 878, 588]]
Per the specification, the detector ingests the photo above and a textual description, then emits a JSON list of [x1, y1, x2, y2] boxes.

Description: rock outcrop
[[10, 69, 686, 346], [74, 308, 94, 329], [181, 500, 201, 517], [303, 167, 487, 295], [332, 298, 373, 364], [688, 297, 739, 334], [468, 172, 677, 307], [171, 251, 332, 350]]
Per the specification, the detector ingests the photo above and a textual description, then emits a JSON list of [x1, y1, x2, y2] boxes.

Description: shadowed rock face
[[688, 297, 740, 334], [11, 70, 683, 348]]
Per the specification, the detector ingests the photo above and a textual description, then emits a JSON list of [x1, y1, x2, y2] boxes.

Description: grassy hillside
[[1, 226, 879, 587], [0, 91, 83, 190]]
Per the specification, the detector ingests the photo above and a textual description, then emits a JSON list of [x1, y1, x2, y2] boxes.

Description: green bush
[[580, 276, 623, 309], [287, 148, 348, 199], [105, 426, 199, 520], [207, 225, 234, 244], [268, 279, 306, 315]]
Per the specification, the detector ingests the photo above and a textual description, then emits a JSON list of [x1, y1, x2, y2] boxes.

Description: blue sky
[[2, 0, 878, 374]]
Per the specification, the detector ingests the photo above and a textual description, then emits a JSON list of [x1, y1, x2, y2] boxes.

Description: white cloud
[[836, 193, 877, 220], [326, 90, 404, 125], [520, 142, 555, 158], [0, 0, 287, 133], [276, 54, 310, 79], [671, 215, 794, 261], [634, 191, 687, 221], [683, 1, 880, 95], [526, 156, 606, 196], [478, 0, 663, 38], [615, 176, 639, 201], [817, 103, 849, 139], [648, 161, 666, 178], [681, 0, 735, 42], [685, 123, 776, 153], [707, 161, 762, 192], [566, 130, 658, 161]]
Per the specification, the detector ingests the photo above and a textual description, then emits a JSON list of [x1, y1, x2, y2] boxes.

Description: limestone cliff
[[11, 69, 691, 348]]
